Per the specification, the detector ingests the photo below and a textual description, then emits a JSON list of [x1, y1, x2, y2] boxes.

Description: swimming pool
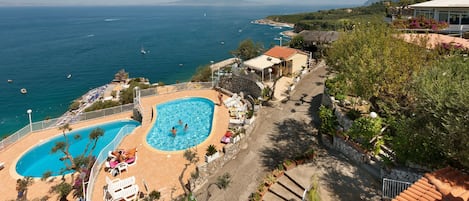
[[15, 120, 140, 177], [146, 97, 214, 151]]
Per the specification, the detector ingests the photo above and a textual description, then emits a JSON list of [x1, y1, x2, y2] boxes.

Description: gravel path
[[194, 64, 381, 201]]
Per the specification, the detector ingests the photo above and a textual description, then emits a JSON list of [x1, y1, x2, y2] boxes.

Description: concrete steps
[[263, 166, 310, 201]]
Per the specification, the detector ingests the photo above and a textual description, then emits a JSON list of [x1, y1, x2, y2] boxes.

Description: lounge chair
[[223, 93, 239, 107], [115, 162, 128, 175], [109, 184, 139, 201], [105, 176, 135, 194]]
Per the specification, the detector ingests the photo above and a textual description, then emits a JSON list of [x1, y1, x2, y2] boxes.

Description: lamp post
[[27, 109, 32, 132], [268, 68, 272, 82], [210, 61, 214, 87]]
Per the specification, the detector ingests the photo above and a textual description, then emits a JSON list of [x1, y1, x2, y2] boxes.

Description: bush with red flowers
[[392, 16, 448, 31]]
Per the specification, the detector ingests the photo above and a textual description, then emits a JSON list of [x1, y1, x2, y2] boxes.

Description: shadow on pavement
[[259, 118, 317, 171]]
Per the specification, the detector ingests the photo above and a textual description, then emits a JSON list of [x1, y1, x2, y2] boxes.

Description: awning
[[243, 55, 281, 71]]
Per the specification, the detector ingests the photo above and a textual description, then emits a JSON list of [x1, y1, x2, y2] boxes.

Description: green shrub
[[346, 109, 362, 120], [318, 105, 338, 135], [347, 116, 382, 150], [335, 93, 346, 101]]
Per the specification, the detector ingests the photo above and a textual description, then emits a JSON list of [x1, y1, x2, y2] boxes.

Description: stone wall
[[219, 75, 262, 99], [381, 168, 423, 183], [320, 92, 424, 183], [188, 114, 257, 192]]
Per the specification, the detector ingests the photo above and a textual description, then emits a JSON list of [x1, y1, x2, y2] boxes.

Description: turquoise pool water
[[15, 120, 140, 177], [146, 97, 214, 151]]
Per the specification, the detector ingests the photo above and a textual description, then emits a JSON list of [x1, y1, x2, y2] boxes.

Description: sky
[[0, 0, 367, 7]]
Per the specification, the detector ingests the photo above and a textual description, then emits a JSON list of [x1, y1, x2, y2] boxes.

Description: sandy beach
[[251, 18, 294, 28]]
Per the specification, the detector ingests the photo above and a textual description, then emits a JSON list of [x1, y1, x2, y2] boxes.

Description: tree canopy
[[230, 39, 264, 61]]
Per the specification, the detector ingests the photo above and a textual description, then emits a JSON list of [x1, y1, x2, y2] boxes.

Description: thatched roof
[[298, 30, 340, 44]]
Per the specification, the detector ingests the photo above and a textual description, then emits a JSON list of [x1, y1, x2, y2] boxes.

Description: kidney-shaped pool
[[15, 120, 140, 177], [146, 97, 214, 151]]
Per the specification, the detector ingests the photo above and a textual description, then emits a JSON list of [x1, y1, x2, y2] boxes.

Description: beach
[[251, 18, 295, 28]]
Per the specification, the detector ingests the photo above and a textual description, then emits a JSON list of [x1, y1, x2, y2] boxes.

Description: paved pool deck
[[0, 89, 229, 201]]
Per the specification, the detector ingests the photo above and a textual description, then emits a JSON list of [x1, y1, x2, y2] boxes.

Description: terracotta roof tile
[[393, 167, 469, 201], [264, 46, 301, 60]]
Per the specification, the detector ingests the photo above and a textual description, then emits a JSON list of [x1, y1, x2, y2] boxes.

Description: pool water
[[146, 97, 214, 151], [15, 120, 140, 177]]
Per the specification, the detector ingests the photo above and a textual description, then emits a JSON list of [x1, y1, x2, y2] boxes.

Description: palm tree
[[179, 148, 199, 195]]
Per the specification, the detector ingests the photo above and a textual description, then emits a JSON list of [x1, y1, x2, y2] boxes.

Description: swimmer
[[184, 123, 188, 131], [171, 127, 177, 136], [178, 119, 183, 125]]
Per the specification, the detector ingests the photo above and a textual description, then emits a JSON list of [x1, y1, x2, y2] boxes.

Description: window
[[439, 11, 449, 23], [416, 9, 434, 19], [449, 13, 461, 24], [461, 13, 469, 24]]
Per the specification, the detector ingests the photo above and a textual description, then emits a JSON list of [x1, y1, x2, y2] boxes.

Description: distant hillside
[[266, 2, 387, 32], [168, 0, 255, 6]]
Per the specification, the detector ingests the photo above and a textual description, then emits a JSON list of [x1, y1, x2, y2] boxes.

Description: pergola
[[243, 55, 281, 82]]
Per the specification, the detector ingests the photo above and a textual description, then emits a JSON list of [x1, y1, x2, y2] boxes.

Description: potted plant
[[283, 159, 296, 171], [256, 183, 268, 197], [264, 173, 276, 187], [205, 144, 219, 163], [305, 149, 316, 160], [272, 164, 285, 177], [294, 155, 306, 165]]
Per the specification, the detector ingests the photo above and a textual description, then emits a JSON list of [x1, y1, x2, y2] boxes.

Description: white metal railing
[[382, 178, 412, 199], [139, 82, 212, 97], [0, 104, 134, 151], [85, 125, 137, 201]]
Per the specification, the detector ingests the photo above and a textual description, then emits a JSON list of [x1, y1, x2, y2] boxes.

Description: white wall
[[290, 53, 308, 75]]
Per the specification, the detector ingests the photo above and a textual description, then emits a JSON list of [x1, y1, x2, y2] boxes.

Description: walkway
[[194, 63, 381, 200]]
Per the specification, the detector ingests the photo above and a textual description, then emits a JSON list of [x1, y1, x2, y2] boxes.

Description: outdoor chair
[[104, 176, 136, 200], [108, 184, 139, 201]]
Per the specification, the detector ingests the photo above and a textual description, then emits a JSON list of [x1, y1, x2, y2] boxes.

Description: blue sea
[[0, 5, 339, 137]]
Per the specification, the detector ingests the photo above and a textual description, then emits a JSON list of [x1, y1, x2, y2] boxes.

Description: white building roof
[[243, 55, 281, 71], [409, 0, 469, 8]]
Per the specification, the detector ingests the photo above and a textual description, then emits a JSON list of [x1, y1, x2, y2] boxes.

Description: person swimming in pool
[[184, 123, 188, 131], [178, 119, 183, 126], [171, 127, 177, 137]]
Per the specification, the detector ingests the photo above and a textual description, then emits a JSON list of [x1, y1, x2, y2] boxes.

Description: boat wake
[[104, 18, 120, 22]]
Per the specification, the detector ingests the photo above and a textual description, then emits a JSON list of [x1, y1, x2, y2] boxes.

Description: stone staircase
[[263, 166, 311, 201]]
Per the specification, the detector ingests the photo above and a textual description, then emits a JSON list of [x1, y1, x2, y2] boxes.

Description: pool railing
[[85, 124, 137, 201], [0, 104, 134, 151], [139, 82, 213, 97]]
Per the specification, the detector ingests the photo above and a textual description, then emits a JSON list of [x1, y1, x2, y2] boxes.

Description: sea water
[[0, 5, 338, 137]]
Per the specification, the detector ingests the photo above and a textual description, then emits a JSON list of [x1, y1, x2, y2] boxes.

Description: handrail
[[382, 178, 412, 199], [0, 104, 134, 151], [85, 125, 137, 201]]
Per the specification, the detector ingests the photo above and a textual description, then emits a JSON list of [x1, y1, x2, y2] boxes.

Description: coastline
[[251, 18, 294, 28], [252, 18, 298, 39]]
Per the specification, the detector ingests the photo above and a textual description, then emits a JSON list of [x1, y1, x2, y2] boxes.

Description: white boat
[[140, 46, 147, 55], [67, 74, 72, 79], [20, 88, 27, 94], [7, 79, 13, 83]]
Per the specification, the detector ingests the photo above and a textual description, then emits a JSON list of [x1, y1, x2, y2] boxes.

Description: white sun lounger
[[105, 176, 135, 193], [223, 93, 239, 106], [109, 184, 139, 201]]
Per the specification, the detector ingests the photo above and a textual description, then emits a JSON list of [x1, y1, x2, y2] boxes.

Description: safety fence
[[0, 104, 134, 151], [85, 125, 137, 201], [382, 178, 412, 199], [139, 82, 213, 98]]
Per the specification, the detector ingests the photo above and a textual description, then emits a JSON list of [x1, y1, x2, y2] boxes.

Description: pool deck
[[0, 89, 229, 201]]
